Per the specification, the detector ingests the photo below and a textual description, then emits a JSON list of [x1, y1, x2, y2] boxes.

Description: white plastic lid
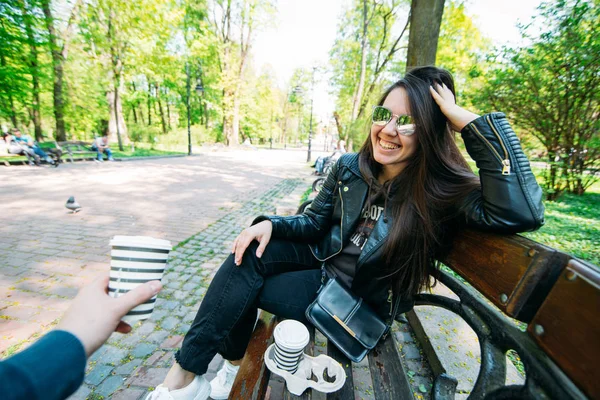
[[110, 235, 172, 251], [274, 320, 310, 350]]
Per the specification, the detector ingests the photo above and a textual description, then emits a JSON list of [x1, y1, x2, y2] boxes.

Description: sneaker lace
[[146, 385, 174, 400]]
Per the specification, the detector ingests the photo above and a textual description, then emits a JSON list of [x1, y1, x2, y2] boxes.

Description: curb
[[114, 154, 189, 162]]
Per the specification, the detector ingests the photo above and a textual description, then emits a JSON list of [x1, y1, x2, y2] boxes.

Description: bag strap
[[387, 290, 403, 328]]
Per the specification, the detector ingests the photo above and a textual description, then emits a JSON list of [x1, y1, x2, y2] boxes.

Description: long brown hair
[[358, 66, 480, 299]]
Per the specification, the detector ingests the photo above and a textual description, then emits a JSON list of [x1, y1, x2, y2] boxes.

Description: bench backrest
[[443, 229, 599, 399]]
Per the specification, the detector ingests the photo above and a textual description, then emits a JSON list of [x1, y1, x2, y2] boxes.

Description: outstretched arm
[[0, 277, 162, 400]]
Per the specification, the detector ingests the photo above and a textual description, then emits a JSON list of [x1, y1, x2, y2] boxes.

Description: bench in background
[[57, 141, 97, 163]]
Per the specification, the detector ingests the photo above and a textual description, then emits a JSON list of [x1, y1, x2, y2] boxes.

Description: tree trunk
[[333, 112, 344, 138], [131, 81, 138, 124], [147, 81, 152, 125], [107, 90, 127, 148], [41, 0, 81, 141], [166, 100, 171, 130], [351, 0, 369, 121], [406, 0, 446, 70], [204, 102, 209, 129], [42, 1, 66, 141], [21, 0, 43, 141], [231, 86, 241, 145], [157, 85, 167, 134]]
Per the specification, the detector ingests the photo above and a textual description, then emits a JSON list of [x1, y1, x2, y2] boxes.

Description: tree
[[0, 1, 34, 129], [478, 0, 600, 199], [406, 0, 445, 69], [19, 0, 44, 141], [41, 0, 82, 141], [209, 0, 274, 146], [330, 0, 410, 149]]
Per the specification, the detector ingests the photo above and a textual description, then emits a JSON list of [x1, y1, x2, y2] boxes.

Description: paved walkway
[[0, 149, 316, 357]]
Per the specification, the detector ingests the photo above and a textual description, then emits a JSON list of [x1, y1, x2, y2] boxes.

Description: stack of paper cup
[[273, 320, 310, 374], [108, 236, 172, 324]]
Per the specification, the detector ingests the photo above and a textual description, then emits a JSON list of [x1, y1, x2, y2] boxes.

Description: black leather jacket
[[255, 113, 545, 320]]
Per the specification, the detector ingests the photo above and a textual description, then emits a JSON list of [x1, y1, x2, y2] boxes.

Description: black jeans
[[175, 239, 322, 375]]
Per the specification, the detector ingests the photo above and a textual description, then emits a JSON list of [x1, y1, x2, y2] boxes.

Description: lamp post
[[289, 85, 303, 150], [185, 62, 204, 156], [307, 67, 316, 163]]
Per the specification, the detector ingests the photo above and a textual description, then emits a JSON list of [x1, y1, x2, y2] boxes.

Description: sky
[[252, 0, 543, 123]]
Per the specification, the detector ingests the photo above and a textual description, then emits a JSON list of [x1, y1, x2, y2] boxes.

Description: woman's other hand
[[429, 83, 479, 132], [231, 220, 273, 265]]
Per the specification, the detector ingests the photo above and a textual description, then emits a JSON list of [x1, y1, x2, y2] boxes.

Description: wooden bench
[[230, 228, 599, 399], [57, 140, 97, 163], [0, 141, 62, 166]]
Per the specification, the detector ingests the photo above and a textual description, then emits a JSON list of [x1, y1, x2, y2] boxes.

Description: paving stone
[[126, 366, 170, 387], [173, 290, 187, 300], [401, 343, 422, 360], [118, 329, 148, 348], [132, 343, 158, 358], [146, 330, 170, 344], [161, 300, 179, 310], [95, 375, 126, 398], [136, 322, 157, 335], [114, 359, 143, 375], [161, 335, 184, 349], [146, 350, 166, 366], [150, 309, 169, 321], [111, 388, 146, 400], [182, 282, 197, 291], [98, 346, 130, 365], [394, 330, 414, 343], [84, 364, 114, 385], [161, 316, 180, 330]]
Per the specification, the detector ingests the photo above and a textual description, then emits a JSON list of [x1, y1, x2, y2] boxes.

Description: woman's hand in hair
[[429, 83, 479, 132], [231, 220, 273, 266]]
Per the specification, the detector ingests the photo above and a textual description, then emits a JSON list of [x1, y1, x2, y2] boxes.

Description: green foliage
[[436, 1, 491, 110], [329, 0, 410, 148], [476, 0, 600, 199]]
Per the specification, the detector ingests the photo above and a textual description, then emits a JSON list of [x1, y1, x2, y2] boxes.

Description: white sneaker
[[145, 375, 210, 400], [210, 360, 240, 400]]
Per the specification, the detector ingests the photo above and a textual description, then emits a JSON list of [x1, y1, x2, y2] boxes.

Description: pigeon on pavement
[[65, 196, 82, 213]]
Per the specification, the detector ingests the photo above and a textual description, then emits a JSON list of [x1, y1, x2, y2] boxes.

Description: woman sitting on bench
[[146, 66, 545, 400]]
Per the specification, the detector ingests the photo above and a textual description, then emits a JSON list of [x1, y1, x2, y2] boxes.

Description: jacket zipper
[[309, 183, 345, 262], [387, 289, 393, 315], [471, 117, 511, 175]]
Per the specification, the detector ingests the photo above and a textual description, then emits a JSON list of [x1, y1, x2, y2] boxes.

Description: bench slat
[[367, 335, 413, 400], [229, 311, 277, 400], [443, 229, 568, 322], [325, 341, 354, 400], [528, 259, 600, 399]]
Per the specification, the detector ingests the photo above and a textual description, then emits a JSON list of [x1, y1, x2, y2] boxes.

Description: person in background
[[0, 277, 162, 400], [6, 128, 55, 165], [92, 133, 114, 162], [314, 139, 347, 175]]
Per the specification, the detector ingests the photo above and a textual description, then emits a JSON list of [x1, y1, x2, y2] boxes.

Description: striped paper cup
[[108, 236, 172, 324], [273, 320, 309, 374]]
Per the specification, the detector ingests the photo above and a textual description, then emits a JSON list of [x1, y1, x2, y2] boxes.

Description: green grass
[[111, 147, 184, 158], [522, 189, 600, 266]]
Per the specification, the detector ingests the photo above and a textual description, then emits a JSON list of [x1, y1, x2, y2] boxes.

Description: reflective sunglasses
[[371, 106, 415, 136]]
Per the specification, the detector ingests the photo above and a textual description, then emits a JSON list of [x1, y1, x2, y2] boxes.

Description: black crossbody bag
[[305, 277, 402, 362]]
